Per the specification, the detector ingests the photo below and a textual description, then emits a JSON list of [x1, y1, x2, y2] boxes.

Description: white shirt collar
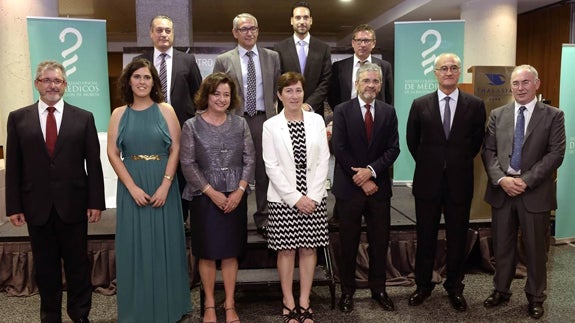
[[515, 98, 537, 113], [354, 54, 372, 65], [154, 47, 173, 59], [238, 45, 259, 57], [38, 98, 64, 113], [293, 33, 311, 45]]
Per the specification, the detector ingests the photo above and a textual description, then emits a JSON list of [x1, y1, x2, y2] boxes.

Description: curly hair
[[117, 58, 164, 105]]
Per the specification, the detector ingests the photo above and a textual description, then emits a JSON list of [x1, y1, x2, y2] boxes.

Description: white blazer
[[262, 110, 330, 207]]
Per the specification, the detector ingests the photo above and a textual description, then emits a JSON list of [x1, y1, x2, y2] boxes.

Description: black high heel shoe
[[299, 305, 314, 323], [282, 303, 299, 323]]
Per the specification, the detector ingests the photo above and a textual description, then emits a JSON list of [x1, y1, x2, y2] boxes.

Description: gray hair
[[356, 62, 382, 81], [233, 13, 258, 29], [434, 53, 461, 68], [35, 60, 66, 82], [512, 64, 539, 80]]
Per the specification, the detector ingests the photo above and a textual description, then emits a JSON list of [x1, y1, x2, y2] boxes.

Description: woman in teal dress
[[107, 58, 191, 322]]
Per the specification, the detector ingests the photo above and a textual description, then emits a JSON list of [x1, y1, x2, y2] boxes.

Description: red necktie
[[365, 104, 373, 142], [46, 107, 57, 156]]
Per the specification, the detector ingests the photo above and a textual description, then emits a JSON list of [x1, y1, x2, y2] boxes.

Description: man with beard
[[274, 1, 331, 117], [6, 60, 105, 323], [331, 63, 399, 313]]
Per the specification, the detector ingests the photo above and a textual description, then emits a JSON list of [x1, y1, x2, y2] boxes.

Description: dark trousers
[[414, 177, 471, 294], [244, 112, 269, 228], [491, 196, 549, 303], [337, 195, 390, 295], [27, 207, 92, 323]]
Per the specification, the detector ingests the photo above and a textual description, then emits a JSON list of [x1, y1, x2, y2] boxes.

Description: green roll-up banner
[[555, 44, 575, 242], [27, 17, 110, 131], [394, 20, 465, 183]]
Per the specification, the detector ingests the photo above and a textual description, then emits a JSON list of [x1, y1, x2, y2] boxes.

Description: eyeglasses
[[37, 78, 65, 85], [353, 38, 374, 45], [360, 79, 381, 85], [512, 80, 532, 88], [236, 26, 259, 34], [435, 66, 460, 73]]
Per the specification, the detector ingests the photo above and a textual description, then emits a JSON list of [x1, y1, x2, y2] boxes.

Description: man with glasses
[[482, 65, 565, 319], [135, 15, 202, 224], [213, 13, 280, 238], [406, 53, 486, 312], [6, 60, 105, 323], [328, 24, 394, 111], [274, 1, 331, 117], [332, 63, 399, 313]]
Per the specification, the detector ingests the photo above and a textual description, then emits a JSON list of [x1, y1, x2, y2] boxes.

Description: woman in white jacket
[[262, 72, 330, 323]]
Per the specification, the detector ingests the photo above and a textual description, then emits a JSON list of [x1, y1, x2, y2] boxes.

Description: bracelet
[[201, 184, 211, 193], [238, 186, 246, 192], [163, 174, 173, 181]]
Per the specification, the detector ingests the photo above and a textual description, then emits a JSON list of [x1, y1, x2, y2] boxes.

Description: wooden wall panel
[[516, 3, 572, 107]]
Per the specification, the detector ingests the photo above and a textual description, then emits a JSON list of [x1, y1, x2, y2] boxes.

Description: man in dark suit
[[327, 23, 394, 226], [213, 13, 281, 237], [5, 61, 105, 323], [328, 24, 394, 110], [135, 15, 202, 222], [482, 65, 565, 319], [273, 1, 331, 116], [332, 63, 400, 313], [406, 53, 486, 312]]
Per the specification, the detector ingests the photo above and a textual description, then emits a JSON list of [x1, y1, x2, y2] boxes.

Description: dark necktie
[[298, 40, 307, 73], [365, 104, 373, 142], [443, 96, 451, 139], [510, 106, 526, 171], [46, 107, 57, 156], [245, 51, 257, 117], [159, 53, 168, 101]]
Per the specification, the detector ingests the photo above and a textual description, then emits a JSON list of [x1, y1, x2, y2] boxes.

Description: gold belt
[[130, 154, 161, 161]]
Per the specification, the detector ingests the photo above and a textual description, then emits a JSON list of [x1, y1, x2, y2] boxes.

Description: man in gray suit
[[482, 65, 565, 319], [213, 13, 281, 236]]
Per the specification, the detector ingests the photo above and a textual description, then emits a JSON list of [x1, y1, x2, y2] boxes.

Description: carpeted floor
[[2, 243, 574, 323]]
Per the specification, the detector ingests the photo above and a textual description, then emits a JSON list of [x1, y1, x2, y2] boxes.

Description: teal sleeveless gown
[[115, 104, 191, 322]]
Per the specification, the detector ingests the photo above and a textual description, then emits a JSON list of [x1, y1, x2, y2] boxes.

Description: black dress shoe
[[528, 302, 544, 319], [448, 293, 468, 312], [256, 226, 268, 239], [483, 291, 510, 308], [371, 292, 395, 311], [338, 294, 354, 313], [408, 289, 432, 306]]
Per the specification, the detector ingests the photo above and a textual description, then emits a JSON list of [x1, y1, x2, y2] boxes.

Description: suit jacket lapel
[[286, 40, 300, 73], [428, 94, 444, 138], [525, 101, 544, 141], [351, 99, 369, 146], [278, 111, 295, 161], [52, 103, 74, 158], [501, 103, 516, 154], [170, 50, 180, 93], [232, 47, 244, 90]]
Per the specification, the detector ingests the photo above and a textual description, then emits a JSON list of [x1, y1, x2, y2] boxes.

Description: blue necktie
[[298, 40, 307, 73], [510, 106, 526, 171]]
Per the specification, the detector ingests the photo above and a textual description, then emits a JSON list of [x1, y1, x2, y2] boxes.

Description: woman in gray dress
[[180, 72, 255, 323]]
